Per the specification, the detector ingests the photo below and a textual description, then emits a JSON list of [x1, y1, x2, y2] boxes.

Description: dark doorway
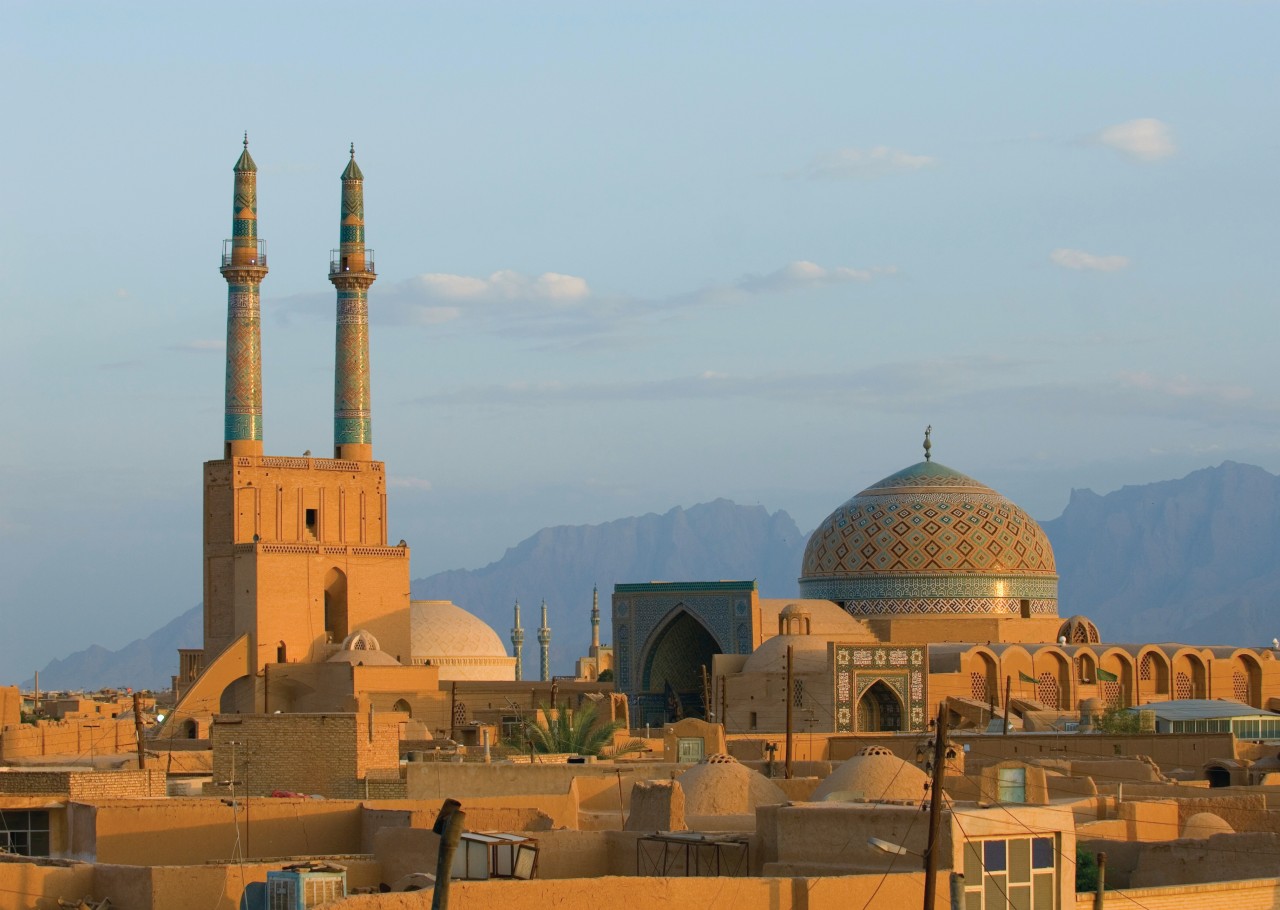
[[857, 680, 904, 732]]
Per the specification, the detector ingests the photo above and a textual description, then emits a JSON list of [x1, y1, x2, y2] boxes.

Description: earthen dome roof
[[678, 754, 788, 816], [811, 747, 930, 803], [410, 600, 509, 660]]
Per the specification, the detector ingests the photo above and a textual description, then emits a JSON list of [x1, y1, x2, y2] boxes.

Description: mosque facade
[[615, 431, 1280, 733]]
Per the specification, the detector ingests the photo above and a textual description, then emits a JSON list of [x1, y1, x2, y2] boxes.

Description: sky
[[2, 2, 1278, 681]]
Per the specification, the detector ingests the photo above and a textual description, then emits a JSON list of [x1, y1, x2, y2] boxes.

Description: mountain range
[[28, 462, 1280, 691]]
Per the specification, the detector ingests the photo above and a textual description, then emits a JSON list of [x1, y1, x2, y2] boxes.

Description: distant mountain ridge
[[410, 499, 808, 672], [1043, 461, 1280, 647], [27, 463, 1280, 689]]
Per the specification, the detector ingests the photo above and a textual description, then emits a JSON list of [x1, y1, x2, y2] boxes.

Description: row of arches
[[964, 645, 1269, 710]]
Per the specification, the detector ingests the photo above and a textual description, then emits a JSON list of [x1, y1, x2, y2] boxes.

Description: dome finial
[[243, 131, 249, 150], [349, 142, 355, 159], [923, 425, 932, 462]]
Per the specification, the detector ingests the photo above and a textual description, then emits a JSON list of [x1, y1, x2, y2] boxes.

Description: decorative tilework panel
[[334, 288, 371, 445], [612, 591, 746, 694], [833, 645, 927, 733], [224, 284, 262, 441]]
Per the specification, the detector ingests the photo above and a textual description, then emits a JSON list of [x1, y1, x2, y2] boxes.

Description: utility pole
[[784, 645, 794, 780], [922, 703, 950, 910], [719, 676, 727, 733], [701, 665, 711, 720], [132, 692, 146, 770]]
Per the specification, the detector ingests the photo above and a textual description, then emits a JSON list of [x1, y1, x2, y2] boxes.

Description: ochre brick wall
[[0, 769, 164, 798], [208, 712, 401, 798]]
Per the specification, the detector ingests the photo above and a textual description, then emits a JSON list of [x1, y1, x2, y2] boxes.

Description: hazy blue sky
[[3, 2, 1278, 681]]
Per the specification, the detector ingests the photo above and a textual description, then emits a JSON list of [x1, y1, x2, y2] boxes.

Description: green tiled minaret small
[[330, 144, 377, 461], [221, 134, 269, 456]]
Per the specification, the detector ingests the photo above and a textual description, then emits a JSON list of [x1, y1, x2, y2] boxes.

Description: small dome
[[742, 634, 829, 675], [812, 749, 929, 803], [1059, 616, 1101, 644], [677, 754, 787, 816], [327, 629, 401, 666], [799, 460, 1057, 617], [1182, 812, 1233, 839]]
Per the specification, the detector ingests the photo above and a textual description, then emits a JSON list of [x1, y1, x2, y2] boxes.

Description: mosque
[[614, 429, 1280, 733], [170, 140, 1280, 746]]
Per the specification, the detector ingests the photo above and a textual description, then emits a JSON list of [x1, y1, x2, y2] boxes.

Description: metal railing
[[221, 238, 267, 268], [329, 248, 376, 275]]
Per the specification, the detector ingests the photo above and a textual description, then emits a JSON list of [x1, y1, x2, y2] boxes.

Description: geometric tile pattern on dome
[[803, 574, 1058, 601], [802, 491, 1056, 578], [838, 597, 1057, 616]]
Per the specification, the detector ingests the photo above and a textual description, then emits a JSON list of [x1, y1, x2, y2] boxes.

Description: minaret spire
[[221, 135, 268, 457], [511, 600, 525, 682], [590, 584, 600, 650], [329, 143, 376, 461], [538, 599, 552, 682]]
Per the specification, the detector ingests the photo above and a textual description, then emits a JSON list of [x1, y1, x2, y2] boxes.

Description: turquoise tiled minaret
[[221, 134, 268, 457], [511, 600, 525, 682], [330, 144, 376, 461], [538, 600, 552, 682]]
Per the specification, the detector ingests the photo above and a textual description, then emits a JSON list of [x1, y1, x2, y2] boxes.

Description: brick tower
[[187, 143, 412, 715]]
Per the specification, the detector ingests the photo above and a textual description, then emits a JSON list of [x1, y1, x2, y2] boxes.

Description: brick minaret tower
[[221, 134, 268, 457], [511, 600, 525, 681], [538, 600, 552, 682], [330, 144, 376, 461]]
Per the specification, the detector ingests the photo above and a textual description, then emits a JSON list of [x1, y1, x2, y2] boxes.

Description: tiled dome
[[799, 460, 1057, 617]]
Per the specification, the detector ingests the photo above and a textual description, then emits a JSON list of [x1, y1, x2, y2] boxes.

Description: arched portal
[[324, 567, 348, 643], [1235, 654, 1262, 707], [857, 681, 904, 732], [392, 698, 412, 717], [641, 608, 721, 722]]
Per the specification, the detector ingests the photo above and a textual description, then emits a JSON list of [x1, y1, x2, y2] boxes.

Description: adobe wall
[[95, 857, 382, 910], [334, 872, 932, 910], [826, 731, 1236, 772], [0, 856, 93, 910], [67, 798, 365, 865], [0, 687, 21, 729], [1073, 876, 1280, 909], [0, 718, 139, 761]]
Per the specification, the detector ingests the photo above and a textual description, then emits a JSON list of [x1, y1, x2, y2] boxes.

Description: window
[[305, 508, 318, 538], [749, 711, 758, 730], [996, 767, 1027, 804], [963, 836, 1057, 909], [0, 810, 50, 856]]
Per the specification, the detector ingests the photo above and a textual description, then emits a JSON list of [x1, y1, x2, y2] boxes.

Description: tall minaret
[[221, 134, 268, 457], [330, 144, 376, 461], [538, 600, 552, 682], [510, 600, 525, 682], [590, 585, 601, 652]]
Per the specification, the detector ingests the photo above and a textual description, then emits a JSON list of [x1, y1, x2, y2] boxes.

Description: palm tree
[[509, 700, 624, 756]]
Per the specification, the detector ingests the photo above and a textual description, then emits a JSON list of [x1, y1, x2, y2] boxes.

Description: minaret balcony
[[330, 249, 376, 276], [222, 239, 268, 269]]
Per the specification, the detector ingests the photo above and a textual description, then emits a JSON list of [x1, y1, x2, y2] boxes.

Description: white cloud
[[802, 146, 938, 179], [1095, 118, 1176, 161], [732, 260, 895, 294], [411, 269, 591, 305], [1049, 248, 1131, 272]]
